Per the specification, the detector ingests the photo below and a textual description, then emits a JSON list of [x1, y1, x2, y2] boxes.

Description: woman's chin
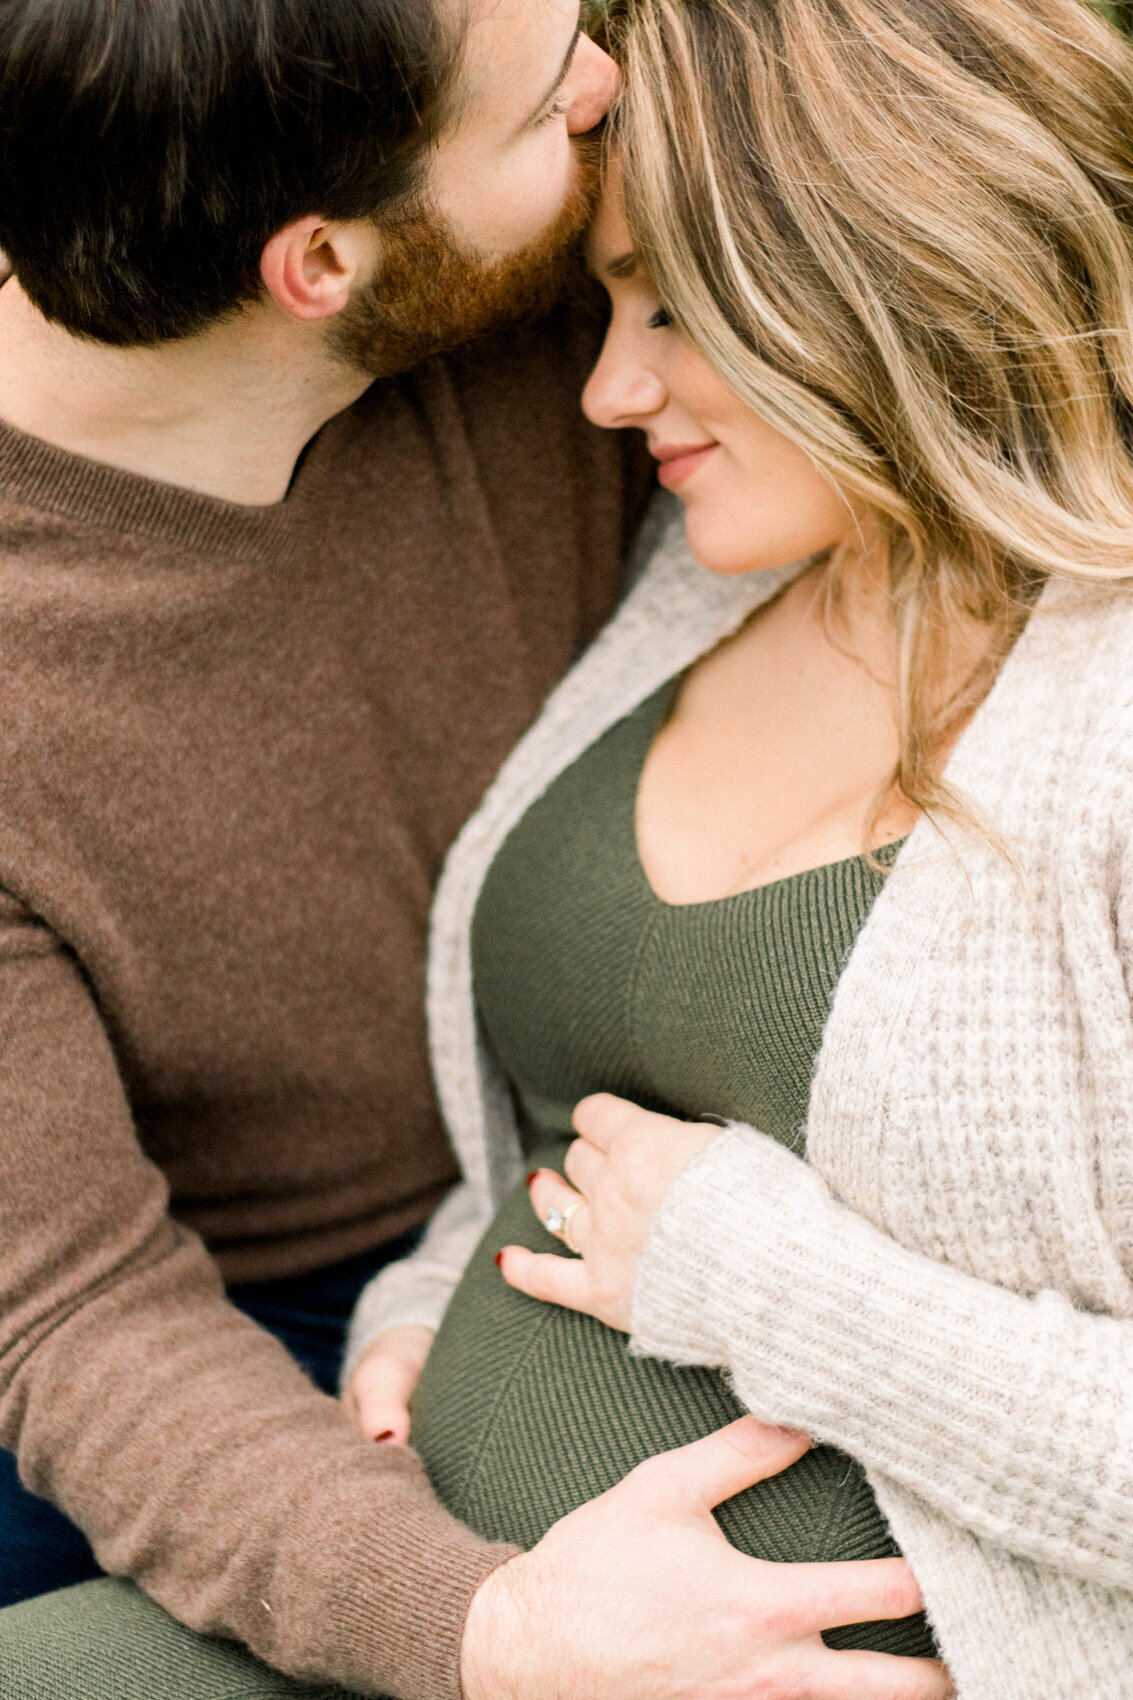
[[683, 506, 788, 578]]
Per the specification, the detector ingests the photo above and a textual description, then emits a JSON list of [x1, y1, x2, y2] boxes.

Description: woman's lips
[[653, 443, 718, 489]]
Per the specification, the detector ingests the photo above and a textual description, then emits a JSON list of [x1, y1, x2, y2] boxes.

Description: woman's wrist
[[630, 1124, 817, 1368]]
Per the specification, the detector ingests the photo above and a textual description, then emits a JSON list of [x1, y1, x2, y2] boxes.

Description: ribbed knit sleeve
[[631, 1125, 1133, 1592], [0, 907, 516, 1700], [341, 1181, 492, 1384]]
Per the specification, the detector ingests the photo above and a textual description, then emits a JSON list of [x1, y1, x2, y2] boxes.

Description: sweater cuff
[[257, 1452, 520, 1700], [630, 1125, 840, 1390], [629, 1111, 1133, 1597]]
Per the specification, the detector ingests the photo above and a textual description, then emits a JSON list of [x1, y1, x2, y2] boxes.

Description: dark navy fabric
[[0, 1229, 420, 1609]]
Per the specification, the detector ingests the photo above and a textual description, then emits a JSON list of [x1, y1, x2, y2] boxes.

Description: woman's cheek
[[684, 456, 854, 577], [682, 475, 776, 577]]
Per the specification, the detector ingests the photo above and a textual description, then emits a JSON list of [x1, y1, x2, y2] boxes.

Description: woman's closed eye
[[647, 306, 674, 330]]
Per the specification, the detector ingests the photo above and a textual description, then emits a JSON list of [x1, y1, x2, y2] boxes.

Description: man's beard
[[330, 135, 601, 378]]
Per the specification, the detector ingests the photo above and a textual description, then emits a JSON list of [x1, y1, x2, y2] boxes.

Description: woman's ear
[[260, 216, 382, 322]]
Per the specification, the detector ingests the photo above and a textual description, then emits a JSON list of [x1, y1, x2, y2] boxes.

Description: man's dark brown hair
[[0, 0, 457, 345]]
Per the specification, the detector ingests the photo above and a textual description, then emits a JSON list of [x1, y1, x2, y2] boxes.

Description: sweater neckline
[[0, 413, 317, 567]]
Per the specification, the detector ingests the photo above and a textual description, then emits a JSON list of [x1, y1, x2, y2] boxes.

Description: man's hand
[[500, 1093, 719, 1330], [342, 1325, 435, 1444], [461, 1416, 952, 1700]]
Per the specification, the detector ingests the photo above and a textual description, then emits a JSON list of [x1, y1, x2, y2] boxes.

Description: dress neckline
[[623, 683, 907, 914]]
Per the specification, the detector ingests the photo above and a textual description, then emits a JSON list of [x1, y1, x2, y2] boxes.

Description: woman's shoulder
[[1011, 578, 1133, 736], [1019, 581, 1133, 843], [1026, 574, 1133, 677], [939, 580, 1133, 870]]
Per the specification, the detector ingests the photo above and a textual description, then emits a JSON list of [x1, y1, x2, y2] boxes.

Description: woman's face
[[582, 184, 857, 576]]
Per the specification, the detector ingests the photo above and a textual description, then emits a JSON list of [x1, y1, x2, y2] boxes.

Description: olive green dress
[[409, 683, 935, 1658]]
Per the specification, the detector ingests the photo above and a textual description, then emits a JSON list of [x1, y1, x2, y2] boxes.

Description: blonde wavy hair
[[612, 0, 1133, 828]]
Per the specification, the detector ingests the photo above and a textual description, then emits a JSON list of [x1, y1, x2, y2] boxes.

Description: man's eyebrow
[[605, 250, 638, 279], [526, 15, 583, 126]]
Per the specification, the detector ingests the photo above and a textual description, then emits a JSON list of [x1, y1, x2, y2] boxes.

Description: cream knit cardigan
[[346, 503, 1133, 1700]]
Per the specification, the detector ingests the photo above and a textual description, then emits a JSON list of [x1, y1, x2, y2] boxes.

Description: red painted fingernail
[[375, 1429, 395, 1443], [495, 1250, 505, 1267], [526, 1170, 539, 1186]]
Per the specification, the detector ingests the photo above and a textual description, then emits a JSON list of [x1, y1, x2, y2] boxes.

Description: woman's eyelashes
[[647, 306, 674, 330]]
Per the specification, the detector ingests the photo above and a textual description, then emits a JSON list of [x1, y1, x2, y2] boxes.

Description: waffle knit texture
[[347, 498, 1133, 1698], [0, 296, 649, 1700]]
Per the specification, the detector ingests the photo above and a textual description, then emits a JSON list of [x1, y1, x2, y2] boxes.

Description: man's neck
[[0, 280, 373, 505]]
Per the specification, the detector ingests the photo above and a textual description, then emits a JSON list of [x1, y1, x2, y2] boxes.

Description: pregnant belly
[[410, 1143, 935, 1658]]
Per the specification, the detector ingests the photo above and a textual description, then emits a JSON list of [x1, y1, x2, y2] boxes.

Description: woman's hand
[[342, 1324, 435, 1444], [498, 1093, 720, 1330]]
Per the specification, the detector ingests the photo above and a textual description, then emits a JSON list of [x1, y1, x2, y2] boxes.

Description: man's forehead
[[446, 0, 582, 115]]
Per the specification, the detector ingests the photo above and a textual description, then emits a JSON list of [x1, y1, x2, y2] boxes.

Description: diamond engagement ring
[[544, 1198, 584, 1255]]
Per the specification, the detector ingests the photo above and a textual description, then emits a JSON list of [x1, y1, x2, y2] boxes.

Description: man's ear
[[260, 216, 382, 322]]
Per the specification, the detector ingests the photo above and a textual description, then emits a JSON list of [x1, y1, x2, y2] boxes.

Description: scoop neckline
[[632, 832, 908, 914], [623, 681, 908, 913]]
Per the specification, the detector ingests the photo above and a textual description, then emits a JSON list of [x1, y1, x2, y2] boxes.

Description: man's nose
[[566, 35, 621, 135]]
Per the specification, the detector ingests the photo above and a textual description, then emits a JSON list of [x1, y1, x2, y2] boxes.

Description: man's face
[[427, 0, 618, 262], [331, 0, 618, 376]]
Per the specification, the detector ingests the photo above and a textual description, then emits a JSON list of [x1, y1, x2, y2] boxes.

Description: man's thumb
[[628, 1417, 811, 1515]]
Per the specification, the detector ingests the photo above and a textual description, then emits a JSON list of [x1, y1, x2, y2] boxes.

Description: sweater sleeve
[[0, 897, 516, 1700], [341, 1182, 493, 1386], [630, 1124, 1133, 1593]]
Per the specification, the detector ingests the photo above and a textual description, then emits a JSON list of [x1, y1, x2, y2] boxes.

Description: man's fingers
[[805, 1647, 954, 1700], [497, 1244, 594, 1311], [628, 1416, 811, 1514], [785, 1557, 926, 1634]]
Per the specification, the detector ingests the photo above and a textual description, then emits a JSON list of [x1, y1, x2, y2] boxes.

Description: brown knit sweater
[[0, 298, 649, 1699]]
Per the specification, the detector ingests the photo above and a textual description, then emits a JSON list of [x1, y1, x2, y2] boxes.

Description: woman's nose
[[582, 349, 667, 431], [565, 36, 621, 136]]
